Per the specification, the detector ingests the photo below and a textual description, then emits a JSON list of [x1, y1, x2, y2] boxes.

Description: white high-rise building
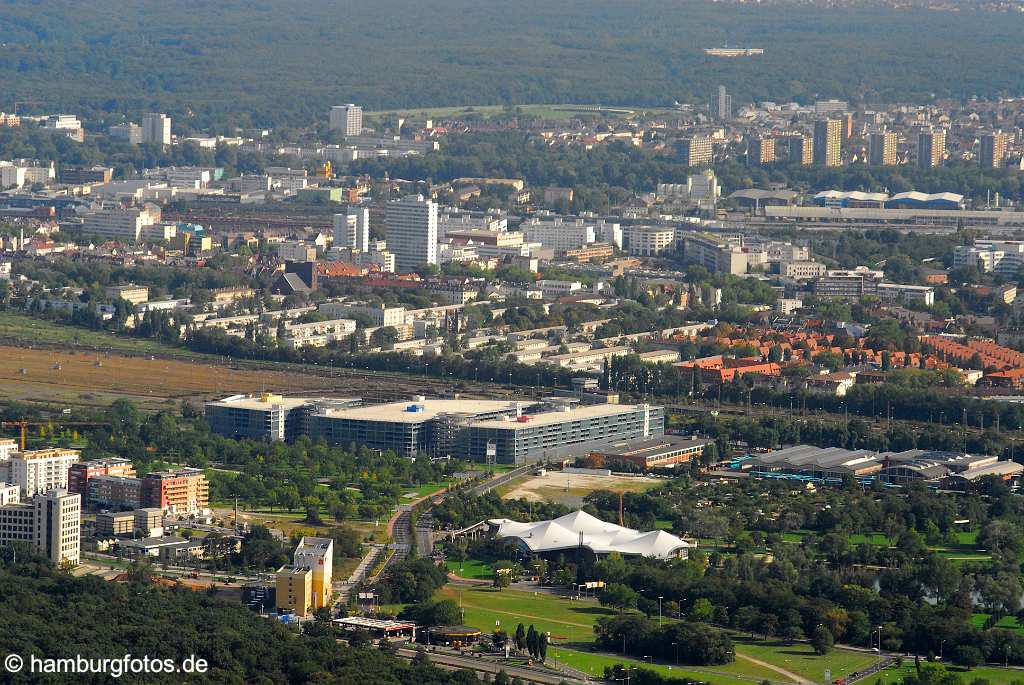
[[142, 113, 171, 146], [333, 206, 370, 251], [0, 489, 81, 565], [329, 105, 363, 137], [386, 194, 438, 272]]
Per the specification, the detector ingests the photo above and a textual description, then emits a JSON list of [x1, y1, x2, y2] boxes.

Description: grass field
[[445, 558, 493, 580], [434, 586, 878, 684], [874, 661, 1024, 684], [731, 637, 878, 683], [971, 613, 1023, 632]]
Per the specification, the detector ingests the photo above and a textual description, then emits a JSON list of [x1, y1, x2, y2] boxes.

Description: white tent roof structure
[[488, 510, 690, 560]]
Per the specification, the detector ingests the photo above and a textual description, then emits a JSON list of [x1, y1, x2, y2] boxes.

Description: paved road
[[395, 647, 589, 685]]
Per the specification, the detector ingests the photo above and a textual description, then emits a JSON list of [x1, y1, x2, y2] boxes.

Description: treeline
[[594, 613, 734, 666]]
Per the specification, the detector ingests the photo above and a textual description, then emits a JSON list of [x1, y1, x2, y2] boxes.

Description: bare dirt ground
[[501, 471, 662, 506]]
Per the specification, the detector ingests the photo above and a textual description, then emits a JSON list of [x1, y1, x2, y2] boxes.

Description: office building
[[813, 119, 843, 167], [868, 131, 898, 166], [206, 394, 360, 442], [109, 123, 143, 144], [276, 565, 313, 617], [917, 128, 946, 168], [0, 439, 17, 464], [812, 267, 884, 298], [814, 99, 849, 115], [94, 511, 135, 537], [293, 536, 333, 609], [786, 134, 813, 166], [520, 217, 596, 253], [0, 489, 80, 565], [8, 449, 78, 498], [954, 240, 1024, 275], [0, 484, 19, 506], [61, 166, 114, 184], [141, 113, 171, 146], [710, 85, 732, 120], [105, 284, 150, 305], [980, 131, 1009, 169], [333, 206, 370, 252], [678, 136, 713, 168], [79, 205, 162, 243], [306, 398, 530, 458], [627, 226, 677, 256], [386, 194, 438, 272], [140, 468, 208, 514], [747, 137, 775, 166], [87, 475, 142, 510], [329, 105, 363, 137], [464, 403, 664, 465], [681, 233, 750, 275]]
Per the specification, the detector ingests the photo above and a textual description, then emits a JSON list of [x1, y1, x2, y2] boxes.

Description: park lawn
[[847, 533, 893, 546], [446, 558, 494, 581], [435, 586, 840, 685], [549, 647, 788, 685], [435, 585, 611, 644], [955, 529, 980, 547], [874, 661, 1024, 685], [972, 613, 1023, 631], [402, 482, 450, 499], [731, 637, 880, 683]]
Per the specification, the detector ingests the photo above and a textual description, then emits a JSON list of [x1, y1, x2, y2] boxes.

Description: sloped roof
[[489, 510, 689, 560]]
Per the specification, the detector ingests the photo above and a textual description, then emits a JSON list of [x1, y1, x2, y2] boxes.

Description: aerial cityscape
[[4, 1, 1024, 684]]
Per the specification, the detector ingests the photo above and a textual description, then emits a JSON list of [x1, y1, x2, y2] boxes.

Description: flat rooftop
[[469, 403, 652, 429], [595, 435, 712, 458], [208, 394, 316, 411], [312, 398, 526, 424]]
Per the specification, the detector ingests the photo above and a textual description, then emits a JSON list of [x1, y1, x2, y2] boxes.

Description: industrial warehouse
[[732, 444, 1023, 489]]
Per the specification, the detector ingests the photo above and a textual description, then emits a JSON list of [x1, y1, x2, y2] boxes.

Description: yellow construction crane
[[2, 419, 106, 451]]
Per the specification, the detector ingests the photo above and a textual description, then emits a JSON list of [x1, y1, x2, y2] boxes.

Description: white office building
[[0, 489, 81, 565], [334, 206, 370, 251], [79, 205, 162, 242], [329, 105, 363, 137], [386, 194, 438, 272], [142, 113, 171, 146]]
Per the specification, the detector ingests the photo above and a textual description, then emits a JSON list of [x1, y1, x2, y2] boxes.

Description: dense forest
[[1, 1, 1024, 128]]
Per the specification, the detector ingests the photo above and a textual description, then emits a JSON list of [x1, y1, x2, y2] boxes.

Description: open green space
[[402, 482, 451, 499], [433, 586, 878, 684], [874, 661, 1024, 685], [550, 647, 780, 685], [971, 613, 1023, 632], [445, 558, 493, 581], [730, 637, 878, 684]]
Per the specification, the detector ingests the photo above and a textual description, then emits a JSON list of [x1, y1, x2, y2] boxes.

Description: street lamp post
[[673, 641, 679, 665], [658, 596, 664, 627]]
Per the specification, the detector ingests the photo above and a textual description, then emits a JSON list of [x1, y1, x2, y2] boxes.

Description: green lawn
[[972, 613, 1023, 631], [873, 661, 1024, 685], [402, 482, 450, 499], [550, 647, 785, 685], [445, 558, 494, 581], [433, 586, 876, 685], [848, 533, 893, 546], [730, 637, 880, 684]]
